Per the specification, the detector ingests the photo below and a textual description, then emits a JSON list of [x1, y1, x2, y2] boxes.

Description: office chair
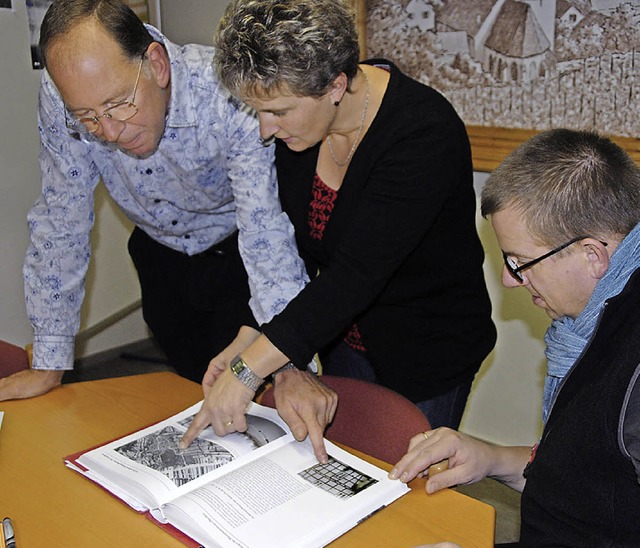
[[258, 374, 431, 465], [0, 339, 31, 379]]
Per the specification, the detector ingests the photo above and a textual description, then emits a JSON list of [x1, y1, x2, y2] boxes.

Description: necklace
[[326, 70, 370, 167]]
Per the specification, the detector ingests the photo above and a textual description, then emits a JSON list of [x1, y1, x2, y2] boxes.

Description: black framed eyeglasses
[[503, 235, 608, 283], [66, 55, 144, 134]]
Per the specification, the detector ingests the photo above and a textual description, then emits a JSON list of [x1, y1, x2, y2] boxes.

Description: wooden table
[[0, 372, 495, 547]]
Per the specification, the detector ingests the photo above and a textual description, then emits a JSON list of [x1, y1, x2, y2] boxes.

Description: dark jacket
[[262, 60, 496, 401], [521, 268, 640, 546]]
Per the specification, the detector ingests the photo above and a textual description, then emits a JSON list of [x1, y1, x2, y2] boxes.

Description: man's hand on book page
[[272, 370, 338, 464], [180, 366, 255, 448], [0, 369, 64, 401]]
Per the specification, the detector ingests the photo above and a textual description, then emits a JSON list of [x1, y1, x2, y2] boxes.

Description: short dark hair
[[481, 128, 640, 245], [214, 0, 360, 98], [39, 0, 154, 67]]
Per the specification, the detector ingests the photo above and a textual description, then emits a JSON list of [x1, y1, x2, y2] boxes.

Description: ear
[[146, 42, 171, 89], [581, 238, 611, 280], [328, 72, 348, 105]]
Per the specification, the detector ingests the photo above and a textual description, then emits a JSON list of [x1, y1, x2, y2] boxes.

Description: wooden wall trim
[[467, 126, 640, 172]]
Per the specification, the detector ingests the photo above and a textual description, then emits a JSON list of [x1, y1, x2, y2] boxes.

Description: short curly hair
[[214, 0, 360, 99]]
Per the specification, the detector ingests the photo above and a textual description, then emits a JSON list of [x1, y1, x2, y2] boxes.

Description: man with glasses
[[3, 0, 337, 446], [391, 129, 640, 546]]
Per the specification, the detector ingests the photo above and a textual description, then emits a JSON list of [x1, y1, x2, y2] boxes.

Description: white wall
[[157, 0, 228, 45], [0, 2, 147, 358], [0, 4, 40, 349]]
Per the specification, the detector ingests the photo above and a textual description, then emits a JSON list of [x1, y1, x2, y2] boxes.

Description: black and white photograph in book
[[115, 415, 287, 487], [299, 457, 378, 499]]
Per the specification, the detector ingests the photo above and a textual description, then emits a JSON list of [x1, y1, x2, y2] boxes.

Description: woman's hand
[[201, 326, 261, 394], [180, 364, 256, 449]]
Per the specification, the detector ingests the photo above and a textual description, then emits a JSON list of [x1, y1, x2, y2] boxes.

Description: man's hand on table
[[0, 369, 64, 401], [389, 427, 496, 494], [271, 368, 338, 464]]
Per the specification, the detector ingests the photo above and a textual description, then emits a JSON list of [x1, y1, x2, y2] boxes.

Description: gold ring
[[422, 431, 431, 441], [225, 420, 233, 427]]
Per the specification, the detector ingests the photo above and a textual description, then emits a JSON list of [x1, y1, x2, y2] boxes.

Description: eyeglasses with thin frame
[[66, 55, 144, 134], [503, 235, 608, 283]]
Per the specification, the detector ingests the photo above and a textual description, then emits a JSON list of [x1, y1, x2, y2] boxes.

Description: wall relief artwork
[[364, 0, 640, 170]]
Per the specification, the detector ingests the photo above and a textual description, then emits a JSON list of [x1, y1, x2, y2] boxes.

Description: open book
[[65, 401, 409, 548]]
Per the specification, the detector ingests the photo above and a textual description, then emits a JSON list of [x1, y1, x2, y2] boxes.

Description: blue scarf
[[543, 222, 640, 423]]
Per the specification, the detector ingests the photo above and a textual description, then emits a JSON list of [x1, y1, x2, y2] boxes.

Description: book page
[[66, 402, 293, 511], [161, 438, 409, 548]]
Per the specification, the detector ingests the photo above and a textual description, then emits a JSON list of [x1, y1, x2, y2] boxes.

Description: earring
[[334, 101, 340, 107]]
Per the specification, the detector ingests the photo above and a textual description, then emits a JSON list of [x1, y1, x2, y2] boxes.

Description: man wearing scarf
[[389, 129, 640, 546]]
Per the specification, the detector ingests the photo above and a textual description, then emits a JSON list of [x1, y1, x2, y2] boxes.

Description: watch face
[[231, 358, 245, 375]]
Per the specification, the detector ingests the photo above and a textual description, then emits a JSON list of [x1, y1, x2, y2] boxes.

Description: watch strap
[[272, 361, 297, 377], [230, 354, 264, 392]]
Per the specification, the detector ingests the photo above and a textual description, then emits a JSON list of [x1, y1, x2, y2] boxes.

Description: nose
[[98, 117, 126, 143], [258, 113, 279, 142], [501, 264, 525, 288]]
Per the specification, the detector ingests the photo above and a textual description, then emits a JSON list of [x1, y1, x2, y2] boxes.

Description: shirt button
[[184, 234, 191, 239], [172, 220, 178, 225], [154, 199, 161, 203]]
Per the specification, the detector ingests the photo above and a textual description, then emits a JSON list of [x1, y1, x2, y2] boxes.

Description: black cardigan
[[520, 268, 640, 545], [262, 60, 496, 401]]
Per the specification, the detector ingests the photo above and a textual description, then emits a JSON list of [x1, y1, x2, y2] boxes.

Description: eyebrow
[[66, 86, 131, 114]]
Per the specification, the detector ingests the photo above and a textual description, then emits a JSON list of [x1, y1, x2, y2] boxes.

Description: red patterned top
[[308, 173, 366, 352]]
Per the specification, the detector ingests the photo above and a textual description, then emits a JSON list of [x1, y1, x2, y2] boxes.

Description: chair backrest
[[0, 340, 30, 379], [259, 375, 430, 465]]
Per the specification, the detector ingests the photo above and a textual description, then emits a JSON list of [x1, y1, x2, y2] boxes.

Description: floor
[[65, 338, 521, 544]]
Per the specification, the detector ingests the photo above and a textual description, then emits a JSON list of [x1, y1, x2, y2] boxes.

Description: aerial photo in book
[[65, 401, 409, 548]]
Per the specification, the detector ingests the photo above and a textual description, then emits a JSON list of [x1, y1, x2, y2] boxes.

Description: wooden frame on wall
[[356, 0, 640, 172]]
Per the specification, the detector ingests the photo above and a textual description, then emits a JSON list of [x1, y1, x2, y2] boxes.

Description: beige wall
[[460, 173, 548, 445]]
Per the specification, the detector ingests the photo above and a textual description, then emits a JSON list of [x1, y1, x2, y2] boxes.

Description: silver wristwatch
[[230, 354, 264, 392]]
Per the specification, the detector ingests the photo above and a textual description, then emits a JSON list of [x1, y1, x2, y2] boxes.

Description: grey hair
[[481, 129, 640, 246], [214, 0, 360, 98]]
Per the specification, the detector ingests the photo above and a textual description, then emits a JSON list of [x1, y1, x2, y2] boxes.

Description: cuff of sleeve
[[261, 320, 315, 370], [32, 336, 75, 370]]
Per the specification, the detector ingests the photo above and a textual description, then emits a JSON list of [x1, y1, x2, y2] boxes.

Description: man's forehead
[[490, 206, 542, 254], [47, 18, 124, 71]]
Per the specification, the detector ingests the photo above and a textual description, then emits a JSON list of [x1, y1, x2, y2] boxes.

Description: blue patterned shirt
[[24, 27, 309, 370]]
